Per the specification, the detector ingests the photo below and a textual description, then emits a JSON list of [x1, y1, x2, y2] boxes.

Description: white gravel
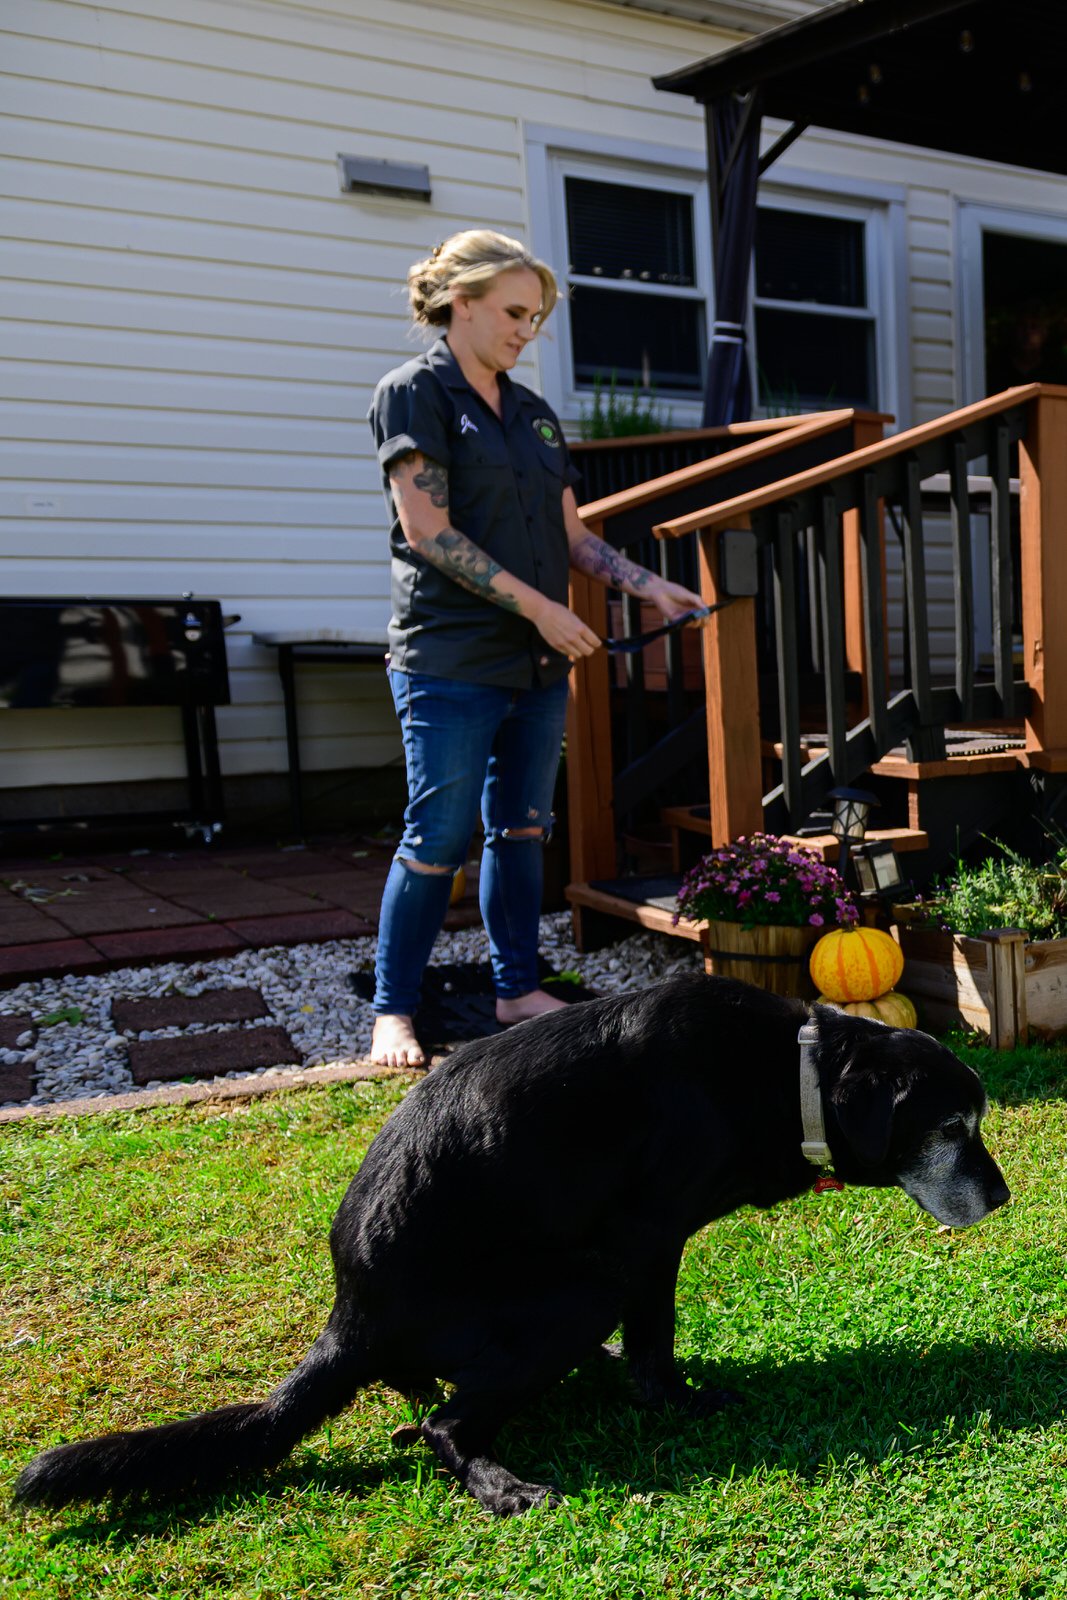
[[0, 913, 702, 1108]]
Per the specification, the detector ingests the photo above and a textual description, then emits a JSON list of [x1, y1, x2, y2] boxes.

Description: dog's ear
[[831, 1073, 896, 1167]]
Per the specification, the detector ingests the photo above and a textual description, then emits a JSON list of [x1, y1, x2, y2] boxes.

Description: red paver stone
[[90, 925, 249, 964], [46, 899, 205, 935], [0, 939, 106, 984], [2, 868, 150, 900], [0, 1014, 35, 1049], [124, 867, 245, 892], [0, 905, 78, 947], [0, 1060, 36, 1102], [212, 850, 347, 879], [442, 904, 483, 930], [128, 1025, 302, 1085], [223, 908, 374, 946], [278, 873, 386, 917], [111, 987, 269, 1032], [166, 882, 321, 917]]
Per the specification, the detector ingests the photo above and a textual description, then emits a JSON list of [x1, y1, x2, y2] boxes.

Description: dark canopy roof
[[655, 0, 1067, 179]]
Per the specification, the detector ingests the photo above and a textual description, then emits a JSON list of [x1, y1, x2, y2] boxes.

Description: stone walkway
[[0, 835, 485, 1112], [0, 836, 480, 984]]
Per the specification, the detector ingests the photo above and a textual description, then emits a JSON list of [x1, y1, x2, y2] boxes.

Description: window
[[560, 172, 708, 397], [753, 204, 879, 411]]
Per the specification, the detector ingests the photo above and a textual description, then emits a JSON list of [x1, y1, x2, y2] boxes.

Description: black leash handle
[[600, 600, 734, 654]]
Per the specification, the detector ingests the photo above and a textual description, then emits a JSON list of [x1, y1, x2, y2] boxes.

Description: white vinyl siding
[[0, 0, 732, 791], [8, 0, 1067, 793]]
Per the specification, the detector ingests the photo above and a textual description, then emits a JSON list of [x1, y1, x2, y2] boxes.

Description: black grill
[[0, 598, 232, 837], [0, 598, 230, 710]]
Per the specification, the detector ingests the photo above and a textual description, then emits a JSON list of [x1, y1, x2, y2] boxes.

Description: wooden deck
[[563, 387, 1067, 950]]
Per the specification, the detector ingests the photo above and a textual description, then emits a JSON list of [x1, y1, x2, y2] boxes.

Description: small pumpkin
[[816, 989, 918, 1029], [449, 866, 467, 907], [809, 926, 904, 1003]]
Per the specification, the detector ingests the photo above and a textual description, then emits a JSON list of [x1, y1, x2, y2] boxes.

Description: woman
[[368, 229, 705, 1068]]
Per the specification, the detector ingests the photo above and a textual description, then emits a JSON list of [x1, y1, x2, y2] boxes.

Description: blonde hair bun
[[407, 229, 558, 329]]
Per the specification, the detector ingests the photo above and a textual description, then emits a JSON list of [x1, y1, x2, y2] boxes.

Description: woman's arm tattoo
[[389, 451, 449, 510], [390, 451, 520, 612], [569, 533, 653, 592], [430, 530, 519, 611]]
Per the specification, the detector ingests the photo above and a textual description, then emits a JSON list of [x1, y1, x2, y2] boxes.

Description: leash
[[798, 1017, 845, 1194], [599, 601, 732, 654]]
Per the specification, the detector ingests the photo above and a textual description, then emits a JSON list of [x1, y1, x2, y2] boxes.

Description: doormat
[[349, 959, 597, 1056]]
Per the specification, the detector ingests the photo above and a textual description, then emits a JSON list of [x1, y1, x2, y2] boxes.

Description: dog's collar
[[798, 1017, 844, 1192]]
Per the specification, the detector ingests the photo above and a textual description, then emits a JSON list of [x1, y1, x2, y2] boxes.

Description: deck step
[[565, 877, 704, 943], [660, 805, 928, 862]]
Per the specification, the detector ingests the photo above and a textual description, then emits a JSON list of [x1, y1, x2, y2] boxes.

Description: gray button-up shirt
[[368, 338, 582, 690]]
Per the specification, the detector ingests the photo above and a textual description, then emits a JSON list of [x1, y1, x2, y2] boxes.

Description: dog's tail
[[13, 1325, 367, 1509]]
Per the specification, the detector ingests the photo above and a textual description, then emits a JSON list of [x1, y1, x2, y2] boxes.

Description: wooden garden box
[[896, 924, 1067, 1049]]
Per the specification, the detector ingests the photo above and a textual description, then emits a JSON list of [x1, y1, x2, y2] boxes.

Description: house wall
[[4, 0, 1067, 806], [0, 0, 744, 803]]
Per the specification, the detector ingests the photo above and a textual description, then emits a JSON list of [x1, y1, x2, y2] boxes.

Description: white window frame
[[750, 168, 907, 428], [525, 124, 713, 427], [525, 132, 906, 430], [957, 199, 1067, 404]]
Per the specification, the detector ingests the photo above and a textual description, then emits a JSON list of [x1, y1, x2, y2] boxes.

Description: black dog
[[15, 975, 1009, 1517]]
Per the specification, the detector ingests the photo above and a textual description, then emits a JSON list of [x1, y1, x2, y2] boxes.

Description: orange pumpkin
[[816, 989, 918, 1028], [449, 866, 467, 906], [809, 926, 904, 1003]]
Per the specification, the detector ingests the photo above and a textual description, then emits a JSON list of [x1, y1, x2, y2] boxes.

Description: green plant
[[675, 831, 858, 930], [577, 372, 672, 439], [756, 364, 839, 419], [924, 838, 1067, 939]]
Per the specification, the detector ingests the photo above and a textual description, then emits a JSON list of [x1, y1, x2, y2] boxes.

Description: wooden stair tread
[[869, 751, 1021, 780], [660, 806, 928, 856], [565, 880, 705, 943]]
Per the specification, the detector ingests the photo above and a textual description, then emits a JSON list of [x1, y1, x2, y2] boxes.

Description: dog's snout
[[988, 1175, 1011, 1211]]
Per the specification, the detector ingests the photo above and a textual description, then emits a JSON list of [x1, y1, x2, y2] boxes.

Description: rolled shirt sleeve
[[370, 371, 453, 475]]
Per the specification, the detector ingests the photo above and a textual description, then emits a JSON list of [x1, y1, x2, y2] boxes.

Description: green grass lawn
[[4, 1038, 1067, 1600]]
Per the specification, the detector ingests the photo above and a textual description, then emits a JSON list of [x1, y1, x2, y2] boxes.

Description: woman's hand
[[647, 578, 708, 623], [527, 596, 601, 660]]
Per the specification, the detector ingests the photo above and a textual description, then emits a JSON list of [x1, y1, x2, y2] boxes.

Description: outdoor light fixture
[[850, 840, 906, 902], [828, 786, 879, 876]]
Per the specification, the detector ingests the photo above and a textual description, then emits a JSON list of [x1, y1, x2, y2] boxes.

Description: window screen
[[565, 177, 696, 285], [563, 175, 704, 394], [753, 206, 877, 411], [755, 210, 866, 307], [570, 288, 704, 392]]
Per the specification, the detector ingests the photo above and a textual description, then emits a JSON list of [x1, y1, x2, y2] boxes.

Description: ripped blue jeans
[[373, 668, 569, 1015]]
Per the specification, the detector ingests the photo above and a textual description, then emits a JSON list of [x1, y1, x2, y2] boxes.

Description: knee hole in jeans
[[397, 853, 456, 875], [484, 824, 552, 845]]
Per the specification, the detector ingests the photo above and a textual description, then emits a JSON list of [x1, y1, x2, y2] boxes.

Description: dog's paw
[[389, 1422, 423, 1448], [484, 1480, 563, 1517]]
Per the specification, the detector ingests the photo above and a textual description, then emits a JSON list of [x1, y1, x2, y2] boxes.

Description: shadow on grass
[[34, 1335, 1067, 1541]]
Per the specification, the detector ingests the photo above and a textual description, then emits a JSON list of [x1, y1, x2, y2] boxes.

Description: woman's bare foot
[[495, 988, 570, 1026], [371, 1014, 426, 1069]]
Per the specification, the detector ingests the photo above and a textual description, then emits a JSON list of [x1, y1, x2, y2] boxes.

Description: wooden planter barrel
[[895, 921, 1067, 1049], [700, 920, 820, 998]]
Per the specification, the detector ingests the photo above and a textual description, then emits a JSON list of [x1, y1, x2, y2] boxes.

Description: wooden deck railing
[[565, 408, 889, 884], [647, 384, 1067, 845], [567, 418, 813, 505]]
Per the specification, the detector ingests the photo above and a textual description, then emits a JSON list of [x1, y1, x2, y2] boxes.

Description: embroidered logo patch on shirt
[[460, 413, 479, 434], [532, 417, 560, 448]]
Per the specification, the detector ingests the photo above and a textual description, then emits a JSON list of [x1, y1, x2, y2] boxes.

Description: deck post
[[841, 413, 887, 714], [698, 520, 764, 845], [565, 544, 615, 947], [1019, 388, 1067, 764]]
